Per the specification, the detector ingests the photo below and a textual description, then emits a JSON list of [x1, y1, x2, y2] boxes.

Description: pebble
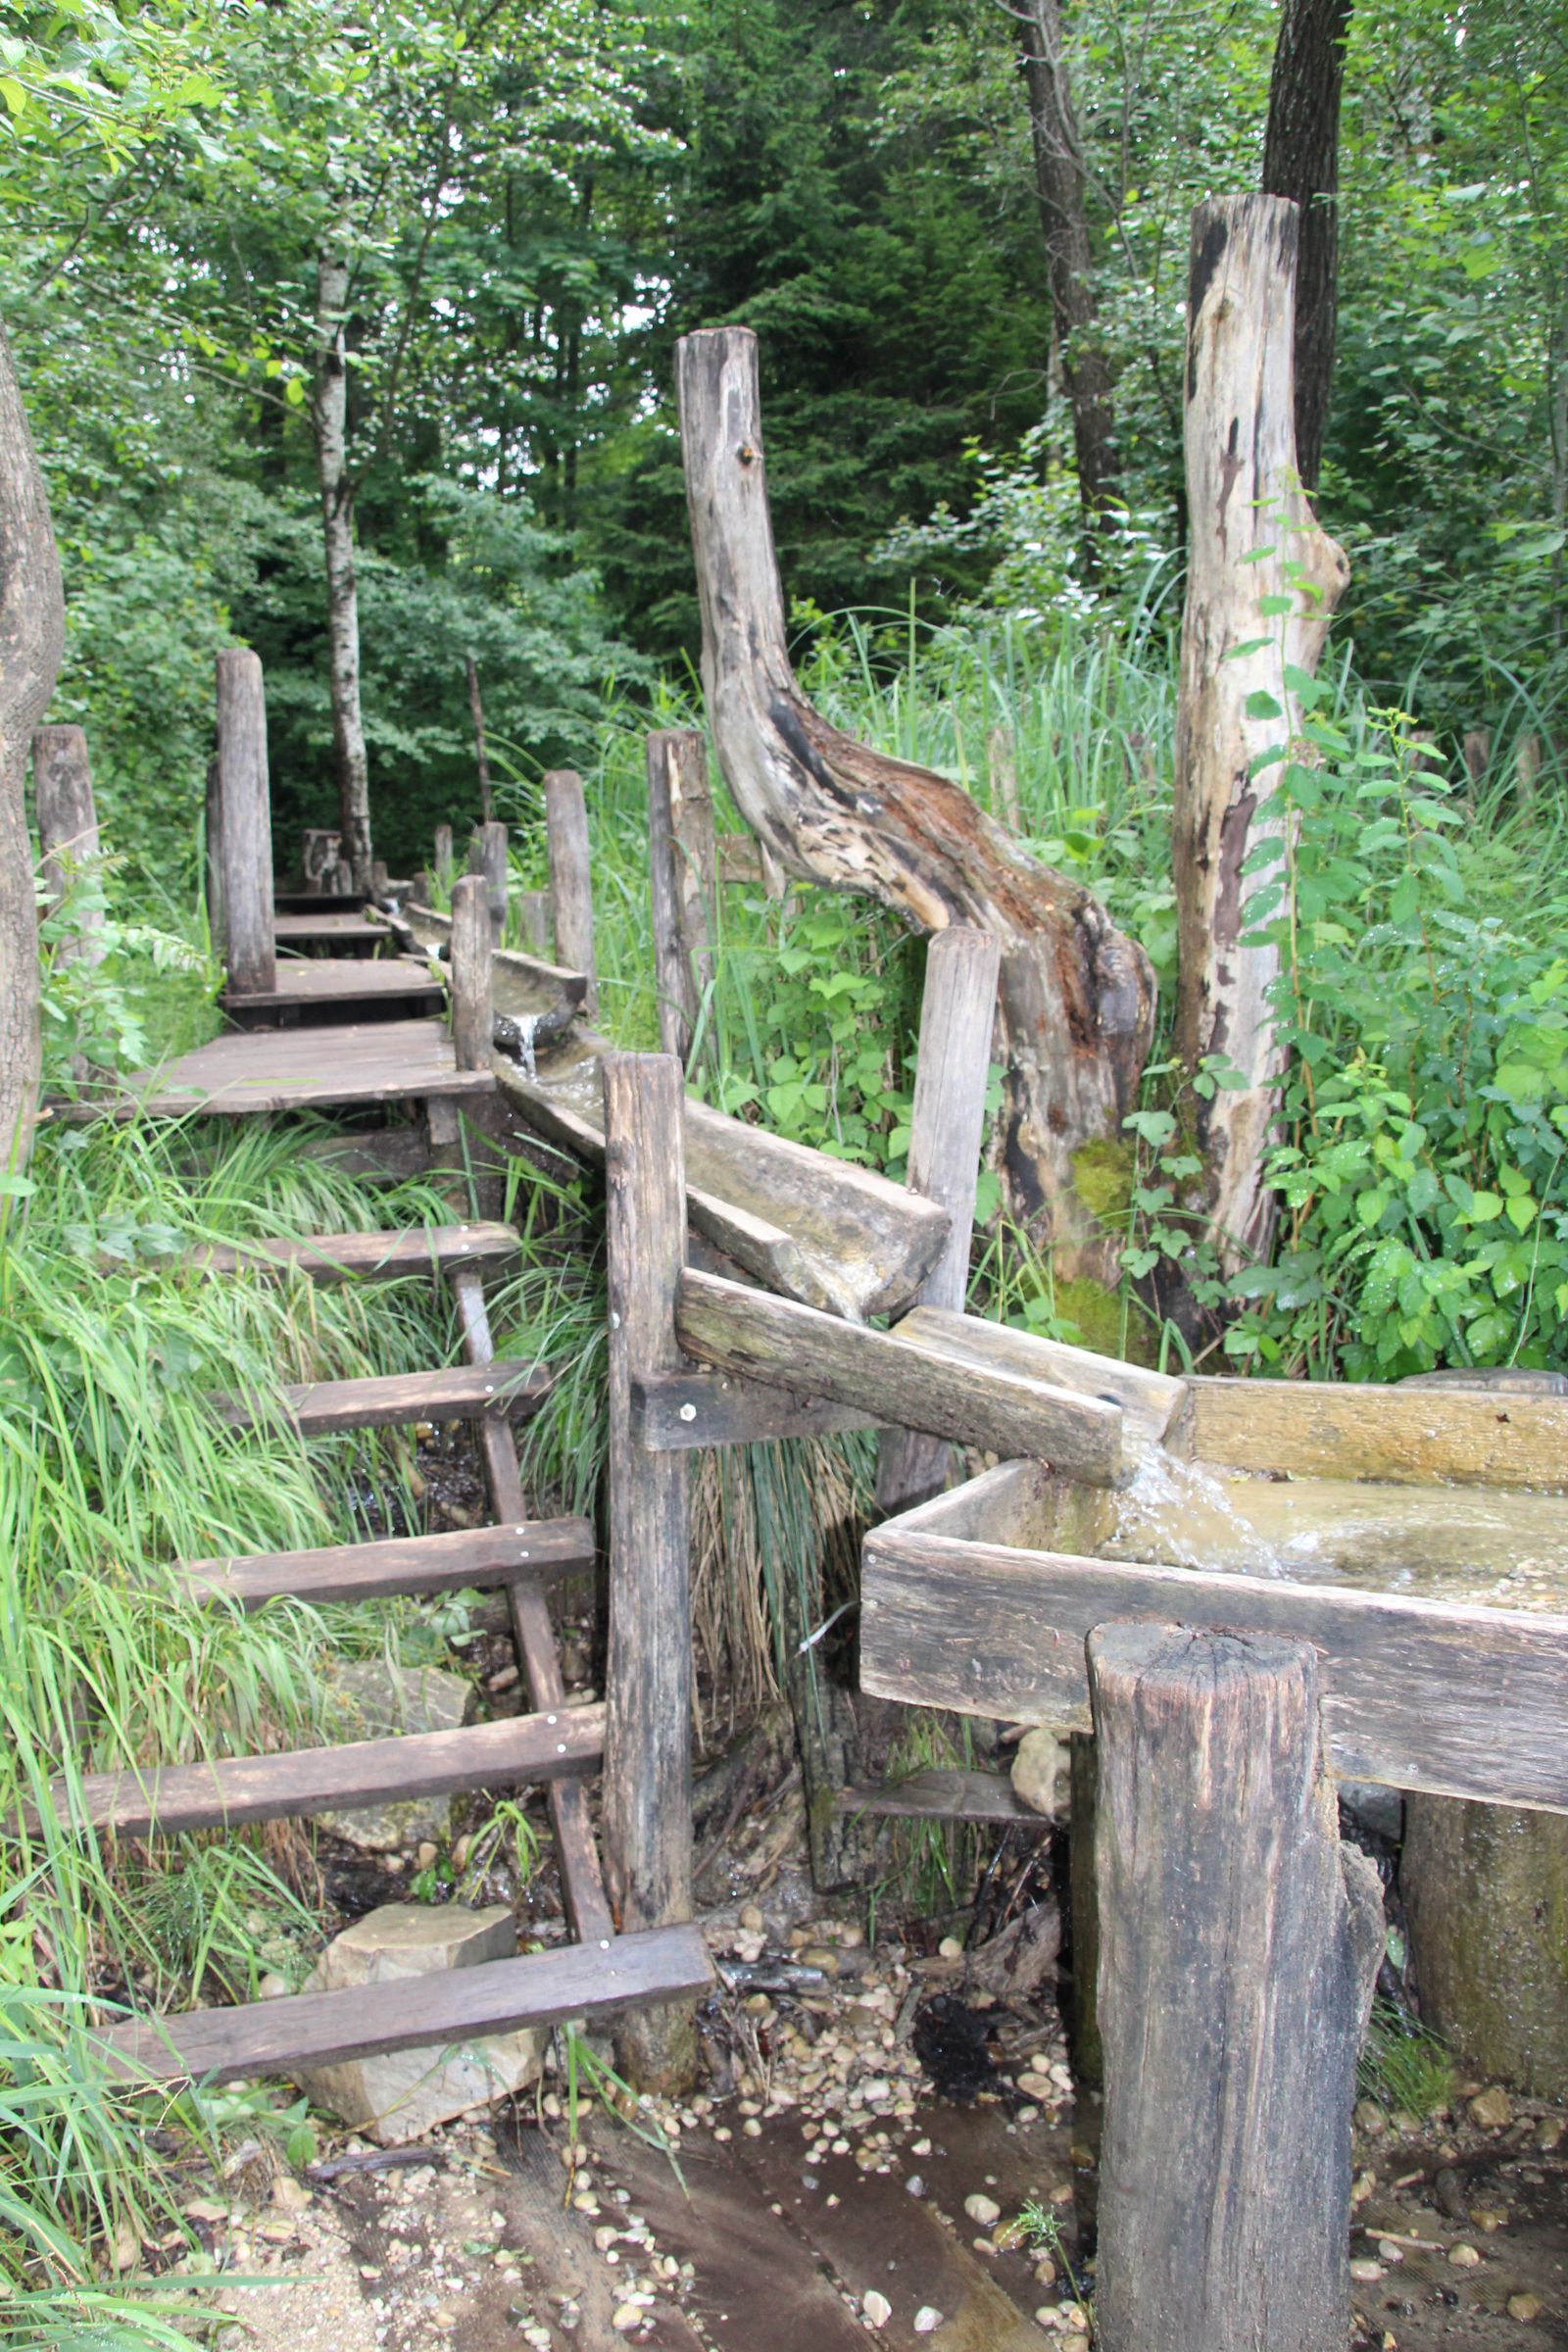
[[800, 1947, 840, 1975], [905, 2176, 924, 2198], [611, 2302, 643, 2332], [937, 1936, 964, 1960], [1349, 2259, 1385, 2283], [1353, 2100, 1387, 2136], [913, 2311, 943, 2335], [1508, 2292, 1544, 2322], [416, 1840, 438, 1870], [1035, 2258, 1056, 2287], [1448, 2241, 1482, 2269], [1537, 2116, 1565, 2153], [1470, 2085, 1513, 2132], [964, 2193, 1002, 2228], [739, 1904, 764, 1933], [862, 2289, 892, 2328]]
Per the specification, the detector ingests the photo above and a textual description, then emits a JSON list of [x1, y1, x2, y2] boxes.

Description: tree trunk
[[1172, 198, 1348, 1268], [1090, 1622, 1384, 2352], [676, 326, 1154, 1288], [32, 725, 103, 965], [1262, 0, 1353, 492], [1018, 0, 1119, 550], [314, 253, 373, 894], [0, 320, 65, 1173]]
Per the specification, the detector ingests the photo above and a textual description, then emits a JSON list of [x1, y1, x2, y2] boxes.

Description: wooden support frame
[[544, 767, 597, 1016], [215, 649, 275, 997], [449, 874, 492, 1071], [647, 728, 717, 1066]]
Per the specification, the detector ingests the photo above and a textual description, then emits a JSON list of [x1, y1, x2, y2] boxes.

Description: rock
[[1353, 2099, 1387, 2136], [416, 1841, 439, 1871], [611, 2302, 643, 2332], [1338, 1782, 1404, 1843], [1535, 2115, 1564, 2152], [862, 2290, 892, 2328], [739, 1904, 764, 1934], [314, 1660, 475, 1853], [270, 2175, 310, 2213], [913, 2310, 943, 2335], [1508, 2292, 1544, 2322], [799, 1947, 840, 1975], [1448, 2242, 1482, 2269], [1349, 2259, 1385, 2283], [1010, 1728, 1068, 1819], [257, 1971, 289, 2001], [964, 2192, 1002, 2228], [937, 1936, 963, 1961], [905, 2176, 924, 2199], [1470, 2085, 1513, 2132], [294, 1903, 543, 2143]]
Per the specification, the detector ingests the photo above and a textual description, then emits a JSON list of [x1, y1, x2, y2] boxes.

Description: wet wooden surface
[[124, 1018, 495, 1115]]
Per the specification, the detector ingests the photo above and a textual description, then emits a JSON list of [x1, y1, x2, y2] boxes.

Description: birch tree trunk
[[314, 252, 373, 895], [1172, 198, 1348, 1268], [677, 327, 1155, 1286], [0, 320, 65, 1173]]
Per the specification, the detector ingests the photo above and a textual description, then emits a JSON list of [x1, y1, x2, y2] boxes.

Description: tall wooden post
[[449, 873, 493, 1071], [516, 888, 551, 958], [544, 768, 597, 1016], [602, 1053, 697, 2091], [215, 650, 275, 997], [646, 729, 717, 1064], [468, 817, 509, 936], [204, 757, 225, 956], [1090, 1621, 1383, 2352], [875, 927, 1001, 1513], [434, 823, 454, 885], [32, 725, 104, 964]]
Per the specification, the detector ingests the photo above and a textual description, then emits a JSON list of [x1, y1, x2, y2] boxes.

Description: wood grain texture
[[1091, 1624, 1383, 2352], [1184, 1375, 1568, 1491], [877, 926, 1002, 1513], [676, 1268, 1123, 1483], [215, 649, 275, 996], [837, 1768, 1044, 1825], [220, 958, 441, 1018], [32, 724, 103, 962], [602, 1054, 699, 2089], [544, 768, 597, 1015], [859, 1522, 1568, 1811], [216, 1359, 549, 1436], [181, 1519, 593, 1609], [449, 873, 494, 1071], [124, 1018, 496, 1117], [632, 1369, 876, 1450], [647, 729, 716, 1065], [904, 1308, 1183, 1456], [97, 1921, 714, 2085], [467, 816, 509, 931], [195, 1223, 519, 1283]]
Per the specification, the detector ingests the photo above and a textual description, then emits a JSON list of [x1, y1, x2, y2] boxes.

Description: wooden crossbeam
[[180, 1519, 593, 1609]]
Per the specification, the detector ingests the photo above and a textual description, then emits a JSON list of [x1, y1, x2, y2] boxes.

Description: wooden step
[[837, 1767, 1048, 1825], [97, 1920, 714, 2085], [54, 1702, 604, 1839], [214, 1360, 550, 1437], [196, 1223, 519, 1285], [181, 1518, 594, 1609]]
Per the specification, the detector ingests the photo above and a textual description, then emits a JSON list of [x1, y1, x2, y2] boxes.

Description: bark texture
[[314, 253, 373, 894], [676, 326, 1154, 1282], [1173, 198, 1348, 1266], [0, 321, 65, 1169], [1019, 0, 1119, 541], [1262, 0, 1353, 492]]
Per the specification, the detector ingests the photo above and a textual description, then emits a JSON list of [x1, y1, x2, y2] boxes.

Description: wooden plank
[[1182, 1375, 1568, 1491], [632, 1368, 876, 1449], [676, 1268, 1124, 1483], [837, 1768, 1045, 1825], [272, 912, 386, 945], [181, 1519, 594, 1608], [97, 1921, 714, 2084], [401, 902, 587, 1003], [859, 1524, 1568, 1812], [904, 1307, 1184, 1456], [216, 650, 276, 996], [603, 1054, 699, 2088], [220, 958, 441, 1014], [125, 1019, 495, 1116], [194, 1223, 519, 1284], [55, 1703, 604, 1839], [214, 1359, 550, 1436], [446, 1264, 615, 1947], [467, 818, 509, 932]]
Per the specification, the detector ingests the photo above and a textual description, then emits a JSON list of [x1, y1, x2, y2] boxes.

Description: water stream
[[1108, 1447, 1289, 1579]]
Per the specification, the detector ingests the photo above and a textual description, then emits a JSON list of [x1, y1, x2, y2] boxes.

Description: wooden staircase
[[73, 1220, 711, 2084]]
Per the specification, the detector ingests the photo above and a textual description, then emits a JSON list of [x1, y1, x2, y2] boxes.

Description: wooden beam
[[837, 1768, 1044, 1826], [215, 649, 275, 996], [194, 1224, 519, 1284], [216, 1360, 549, 1437], [449, 873, 492, 1071], [903, 1307, 1183, 1456], [182, 1519, 593, 1609], [1183, 1375, 1568, 1491], [544, 768, 597, 1016], [602, 1053, 698, 2090], [859, 1523, 1568, 1813], [647, 729, 716, 1066], [676, 1268, 1123, 1483], [632, 1368, 875, 1450]]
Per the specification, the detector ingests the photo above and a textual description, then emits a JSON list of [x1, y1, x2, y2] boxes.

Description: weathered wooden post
[[986, 724, 1020, 831], [32, 725, 104, 964], [1090, 1622, 1383, 2352], [204, 757, 225, 956], [602, 1053, 697, 2091], [646, 729, 717, 1065], [516, 888, 551, 959], [468, 817, 509, 936], [215, 650, 275, 998], [449, 873, 492, 1072], [875, 927, 1001, 1514], [434, 822, 454, 885], [544, 768, 597, 1016], [465, 654, 494, 824]]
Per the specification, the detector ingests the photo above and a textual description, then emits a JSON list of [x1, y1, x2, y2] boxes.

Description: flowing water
[[1107, 1446, 1290, 1579]]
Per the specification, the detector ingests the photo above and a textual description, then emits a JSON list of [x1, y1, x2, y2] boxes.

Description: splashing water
[[1108, 1447, 1289, 1580], [513, 1011, 540, 1084]]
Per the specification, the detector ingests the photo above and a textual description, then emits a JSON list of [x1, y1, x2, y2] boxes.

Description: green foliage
[[1358, 1999, 1456, 2119]]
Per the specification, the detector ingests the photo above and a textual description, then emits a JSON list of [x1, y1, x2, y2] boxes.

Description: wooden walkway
[[220, 956, 442, 1025], [124, 1018, 490, 1116]]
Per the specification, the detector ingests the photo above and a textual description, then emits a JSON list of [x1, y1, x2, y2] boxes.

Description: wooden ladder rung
[[213, 1360, 550, 1437], [836, 1768, 1049, 1826], [180, 1518, 594, 1609], [194, 1224, 519, 1284], [50, 1704, 604, 1840], [97, 1921, 714, 2085]]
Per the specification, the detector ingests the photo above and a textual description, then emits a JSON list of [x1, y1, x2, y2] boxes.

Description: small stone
[[1472, 2204, 1509, 2232], [800, 1947, 840, 1975], [905, 2176, 925, 2198], [742, 2119, 762, 2138], [1064, 2309, 1090, 2335], [1470, 2086, 1513, 2132], [488, 1665, 520, 1693], [1376, 2240, 1404, 2264], [416, 1841, 439, 1871], [1536, 2116, 1564, 2153], [257, 1971, 289, 2000], [862, 2290, 892, 2328], [1010, 1727, 1068, 1818], [1448, 2242, 1482, 2269], [182, 2199, 227, 2226], [1034, 2312, 1056, 2329], [1035, 2258, 1056, 2287], [270, 2175, 310, 2213], [937, 1936, 963, 1961], [1353, 2100, 1387, 2136], [913, 2310, 943, 2335], [1349, 2259, 1386, 2284], [106, 2225, 140, 2275], [1350, 2170, 1377, 2205], [1508, 2292, 1544, 2322], [739, 1904, 764, 1933], [611, 2302, 642, 2333], [964, 2193, 1002, 2228]]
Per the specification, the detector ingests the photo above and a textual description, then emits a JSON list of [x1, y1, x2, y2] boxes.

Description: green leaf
[[1245, 690, 1284, 722]]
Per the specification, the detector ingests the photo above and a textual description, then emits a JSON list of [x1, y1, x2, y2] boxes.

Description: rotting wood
[[181, 1518, 593, 1609], [32, 725, 104, 964], [544, 767, 597, 1016], [468, 817, 509, 934], [900, 1306, 1183, 1457], [602, 1054, 699, 2090], [647, 729, 717, 1066], [632, 1368, 875, 1451], [516, 887, 551, 957], [676, 324, 1154, 1282], [205, 756, 225, 958], [858, 1513, 1568, 1812], [98, 1921, 714, 2086], [1183, 1374, 1568, 1491], [215, 650, 276, 998], [1172, 197, 1349, 1266], [676, 1267, 1124, 1482], [1090, 1622, 1383, 2352], [214, 1359, 549, 1438], [52, 1704, 604, 1840], [876, 926, 1001, 1514], [449, 873, 493, 1072]]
